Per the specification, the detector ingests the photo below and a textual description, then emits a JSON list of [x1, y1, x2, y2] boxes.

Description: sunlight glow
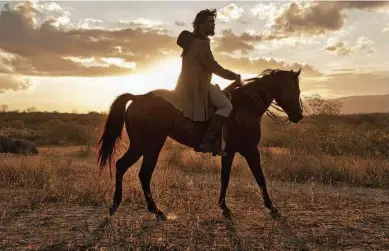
[[65, 57, 136, 69], [114, 57, 182, 94]]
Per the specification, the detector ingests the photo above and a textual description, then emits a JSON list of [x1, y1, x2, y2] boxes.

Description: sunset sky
[[0, 1, 388, 113]]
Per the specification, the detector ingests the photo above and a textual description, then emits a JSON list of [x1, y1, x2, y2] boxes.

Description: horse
[[97, 68, 303, 220]]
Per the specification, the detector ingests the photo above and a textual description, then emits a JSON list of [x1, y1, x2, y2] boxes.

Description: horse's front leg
[[218, 152, 235, 217], [240, 145, 281, 218]]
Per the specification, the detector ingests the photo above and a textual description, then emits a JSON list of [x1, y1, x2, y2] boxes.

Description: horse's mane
[[242, 69, 283, 86], [230, 69, 285, 95]]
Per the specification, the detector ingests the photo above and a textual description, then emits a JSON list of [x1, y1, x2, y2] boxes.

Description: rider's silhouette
[[175, 8, 241, 156]]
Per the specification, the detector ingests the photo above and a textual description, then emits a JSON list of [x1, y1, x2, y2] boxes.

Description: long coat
[[174, 31, 236, 122]]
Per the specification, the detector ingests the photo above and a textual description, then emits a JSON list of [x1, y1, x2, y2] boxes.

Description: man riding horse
[[175, 8, 242, 156], [97, 8, 304, 220]]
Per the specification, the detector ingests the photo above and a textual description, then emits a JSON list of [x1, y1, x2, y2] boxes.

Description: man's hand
[[234, 74, 243, 88], [235, 74, 241, 82]]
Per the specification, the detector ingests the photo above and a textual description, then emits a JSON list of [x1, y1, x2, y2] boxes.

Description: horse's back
[[151, 89, 184, 113], [125, 92, 179, 127], [124, 91, 208, 148]]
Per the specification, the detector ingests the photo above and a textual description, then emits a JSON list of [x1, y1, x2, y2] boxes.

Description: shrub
[[11, 119, 24, 129], [268, 123, 389, 159]]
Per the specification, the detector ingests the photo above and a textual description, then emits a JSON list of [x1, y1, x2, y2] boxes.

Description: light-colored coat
[[174, 34, 236, 121]]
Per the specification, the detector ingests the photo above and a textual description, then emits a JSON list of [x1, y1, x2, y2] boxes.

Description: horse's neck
[[241, 81, 275, 117]]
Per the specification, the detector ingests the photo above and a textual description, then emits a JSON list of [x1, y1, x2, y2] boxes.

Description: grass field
[[1, 139, 389, 250]]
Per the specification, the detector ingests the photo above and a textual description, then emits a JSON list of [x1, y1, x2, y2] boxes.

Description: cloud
[[354, 36, 375, 54], [214, 29, 254, 54], [0, 50, 14, 73], [340, 1, 389, 12], [301, 71, 389, 98], [174, 20, 185, 26], [323, 38, 353, 55], [0, 2, 176, 77], [31, 1, 64, 13], [269, 1, 389, 36], [214, 29, 312, 54], [0, 74, 34, 93], [250, 3, 278, 22], [213, 53, 322, 77], [214, 29, 288, 54], [117, 18, 165, 31], [382, 23, 389, 33], [269, 36, 320, 50], [16, 0, 71, 28], [218, 3, 244, 23], [77, 18, 104, 29], [2, 2, 321, 80], [323, 36, 375, 56], [271, 2, 347, 36]]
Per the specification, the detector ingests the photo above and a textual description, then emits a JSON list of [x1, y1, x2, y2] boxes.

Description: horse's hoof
[[109, 206, 117, 216], [269, 207, 282, 219], [156, 211, 167, 221], [222, 208, 232, 218]]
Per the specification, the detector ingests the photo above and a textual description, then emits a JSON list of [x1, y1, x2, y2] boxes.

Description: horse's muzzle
[[288, 112, 303, 123]]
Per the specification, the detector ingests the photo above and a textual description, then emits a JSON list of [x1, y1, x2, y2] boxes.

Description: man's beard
[[205, 29, 215, 36]]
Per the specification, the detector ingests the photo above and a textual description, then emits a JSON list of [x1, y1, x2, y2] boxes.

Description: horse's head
[[272, 69, 303, 123], [235, 69, 304, 123]]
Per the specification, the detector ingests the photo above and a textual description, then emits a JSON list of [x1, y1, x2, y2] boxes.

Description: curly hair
[[192, 8, 217, 32]]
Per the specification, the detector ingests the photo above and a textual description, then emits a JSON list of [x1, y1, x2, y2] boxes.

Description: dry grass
[[261, 149, 389, 188], [1, 143, 389, 250]]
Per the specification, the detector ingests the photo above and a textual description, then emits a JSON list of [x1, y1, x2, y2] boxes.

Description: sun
[[146, 57, 182, 90], [109, 57, 182, 95]]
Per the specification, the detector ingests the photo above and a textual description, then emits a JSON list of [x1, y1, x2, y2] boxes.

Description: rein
[[233, 80, 292, 125]]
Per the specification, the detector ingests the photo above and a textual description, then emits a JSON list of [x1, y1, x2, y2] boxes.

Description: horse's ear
[[291, 68, 301, 77]]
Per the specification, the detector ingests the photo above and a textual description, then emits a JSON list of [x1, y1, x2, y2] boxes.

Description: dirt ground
[[1, 147, 389, 250]]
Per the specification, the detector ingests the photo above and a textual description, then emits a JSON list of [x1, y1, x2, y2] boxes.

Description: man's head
[[192, 9, 217, 36]]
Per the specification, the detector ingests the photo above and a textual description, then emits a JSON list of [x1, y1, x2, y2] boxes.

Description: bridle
[[232, 80, 303, 125]]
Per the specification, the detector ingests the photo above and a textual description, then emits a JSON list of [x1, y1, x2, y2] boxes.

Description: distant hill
[[332, 94, 389, 114]]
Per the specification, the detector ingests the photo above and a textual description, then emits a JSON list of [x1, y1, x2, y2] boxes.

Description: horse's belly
[[168, 115, 207, 148]]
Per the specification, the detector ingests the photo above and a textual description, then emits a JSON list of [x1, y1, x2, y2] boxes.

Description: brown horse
[[97, 68, 303, 220]]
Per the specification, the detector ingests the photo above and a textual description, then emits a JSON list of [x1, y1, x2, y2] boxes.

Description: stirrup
[[199, 142, 227, 157], [212, 151, 227, 157]]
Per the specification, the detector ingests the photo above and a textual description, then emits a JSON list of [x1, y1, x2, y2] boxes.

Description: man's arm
[[195, 40, 237, 80]]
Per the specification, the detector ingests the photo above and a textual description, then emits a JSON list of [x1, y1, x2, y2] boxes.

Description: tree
[[0, 104, 8, 112], [25, 106, 38, 113], [304, 94, 342, 116]]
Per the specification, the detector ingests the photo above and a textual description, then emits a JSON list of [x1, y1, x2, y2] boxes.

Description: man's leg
[[199, 85, 233, 156], [210, 84, 233, 118]]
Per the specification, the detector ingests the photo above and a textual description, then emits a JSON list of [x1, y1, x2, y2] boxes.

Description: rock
[[0, 135, 12, 153], [8, 139, 39, 155]]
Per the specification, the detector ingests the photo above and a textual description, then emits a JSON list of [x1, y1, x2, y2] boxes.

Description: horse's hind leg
[[110, 146, 142, 216], [138, 137, 166, 220]]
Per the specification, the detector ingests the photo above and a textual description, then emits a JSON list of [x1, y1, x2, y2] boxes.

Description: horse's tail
[[97, 93, 137, 172]]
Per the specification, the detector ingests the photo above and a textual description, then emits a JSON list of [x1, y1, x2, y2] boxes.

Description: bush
[[268, 123, 389, 159], [304, 94, 342, 115], [40, 119, 90, 145], [11, 119, 24, 129]]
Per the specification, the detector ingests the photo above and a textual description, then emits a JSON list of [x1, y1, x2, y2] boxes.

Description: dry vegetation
[[1, 111, 389, 250]]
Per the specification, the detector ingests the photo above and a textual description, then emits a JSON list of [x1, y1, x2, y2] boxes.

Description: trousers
[[209, 84, 233, 118]]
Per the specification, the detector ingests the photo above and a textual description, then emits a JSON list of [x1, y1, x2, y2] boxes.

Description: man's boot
[[199, 114, 228, 156]]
